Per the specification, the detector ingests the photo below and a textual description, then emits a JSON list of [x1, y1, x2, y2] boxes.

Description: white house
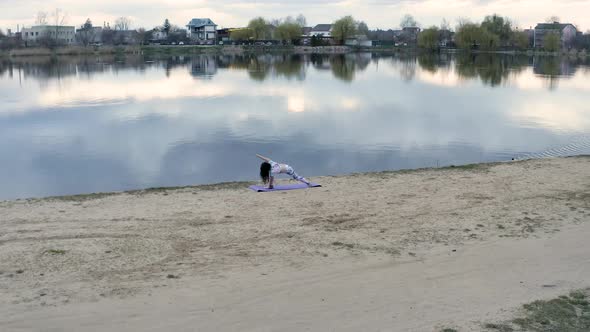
[[345, 35, 373, 47], [310, 24, 333, 37], [22, 25, 76, 45], [186, 18, 217, 43]]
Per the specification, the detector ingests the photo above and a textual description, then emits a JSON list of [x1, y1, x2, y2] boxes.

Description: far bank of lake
[[2, 44, 589, 58]]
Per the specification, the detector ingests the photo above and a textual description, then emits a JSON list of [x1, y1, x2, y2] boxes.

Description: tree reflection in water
[[0, 52, 587, 89]]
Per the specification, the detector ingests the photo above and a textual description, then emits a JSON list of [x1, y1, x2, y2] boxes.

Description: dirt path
[[0, 156, 589, 331]]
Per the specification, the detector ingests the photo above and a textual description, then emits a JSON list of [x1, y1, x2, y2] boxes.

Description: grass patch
[[444, 163, 481, 170], [485, 289, 590, 331], [331, 241, 355, 249], [358, 160, 501, 179], [141, 45, 222, 55], [42, 192, 120, 202], [484, 323, 514, 331], [441, 328, 459, 332], [131, 181, 253, 193], [7, 46, 140, 58], [190, 181, 254, 191], [45, 249, 66, 255], [438, 162, 496, 173], [33, 181, 255, 202]]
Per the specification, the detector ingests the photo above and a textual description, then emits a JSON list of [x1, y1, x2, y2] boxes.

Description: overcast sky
[[1, 0, 589, 32]]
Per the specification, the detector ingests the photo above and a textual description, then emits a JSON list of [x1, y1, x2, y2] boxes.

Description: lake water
[[1, 53, 589, 200]]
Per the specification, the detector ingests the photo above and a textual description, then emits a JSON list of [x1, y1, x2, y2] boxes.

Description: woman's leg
[[286, 166, 310, 185]]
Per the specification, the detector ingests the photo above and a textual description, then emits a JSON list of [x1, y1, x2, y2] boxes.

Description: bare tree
[[270, 18, 282, 27], [35, 11, 48, 25], [455, 17, 471, 30], [115, 17, 132, 31], [137, 28, 148, 45], [400, 14, 419, 28], [441, 18, 451, 31], [546, 16, 560, 23], [77, 18, 97, 46], [51, 9, 69, 46], [51, 8, 68, 27], [163, 19, 171, 35], [37, 8, 68, 48], [296, 14, 307, 27]]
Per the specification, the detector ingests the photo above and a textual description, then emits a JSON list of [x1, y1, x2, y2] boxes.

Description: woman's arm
[[256, 154, 271, 162], [269, 176, 274, 189]]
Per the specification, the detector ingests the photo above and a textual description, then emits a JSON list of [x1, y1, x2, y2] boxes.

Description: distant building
[[534, 22, 577, 49], [311, 24, 333, 37], [0, 28, 23, 48], [299, 27, 314, 45], [186, 18, 217, 44], [151, 29, 167, 41], [402, 27, 421, 34], [438, 29, 454, 47], [117, 30, 140, 45], [266, 24, 277, 40], [401, 26, 421, 44], [101, 29, 140, 45], [22, 25, 76, 46], [345, 35, 372, 47], [216, 28, 232, 44], [75, 26, 103, 45], [523, 28, 535, 48]]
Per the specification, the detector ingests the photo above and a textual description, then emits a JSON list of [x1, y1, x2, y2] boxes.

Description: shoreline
[[1, 156, 589, 330], [2, 44, 588, 58], [2, 159, 516, 203]]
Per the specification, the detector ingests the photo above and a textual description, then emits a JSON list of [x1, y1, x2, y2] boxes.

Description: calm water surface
[[1, 53, 589, 200]]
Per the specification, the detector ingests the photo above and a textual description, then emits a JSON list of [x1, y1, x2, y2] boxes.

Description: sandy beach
[[1, 156, 589, 331]]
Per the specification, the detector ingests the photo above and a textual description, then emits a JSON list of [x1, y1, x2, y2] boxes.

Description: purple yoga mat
[[249, 183, 322, 192]]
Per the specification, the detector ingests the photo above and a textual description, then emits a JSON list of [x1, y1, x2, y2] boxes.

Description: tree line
[[2, 9, 590, 51], [419, 14, 590, 52], [229, 14, 372, 45], [229, 15, 307, 43]]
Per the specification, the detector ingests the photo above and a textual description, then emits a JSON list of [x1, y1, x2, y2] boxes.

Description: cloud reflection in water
[[0, 53, 589, 199]]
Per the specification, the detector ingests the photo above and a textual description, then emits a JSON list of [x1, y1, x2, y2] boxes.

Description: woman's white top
[[269, 160, 282, 174]]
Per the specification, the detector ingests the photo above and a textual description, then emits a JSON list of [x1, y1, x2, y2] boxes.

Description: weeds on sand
[[45, 249, 67, 255], [438, 163, 495, 173], [485, 289, 590, 331], [331, 241, 355, 249], [36, 181, 254, 202], [484, 323, 514, 331], [43, 192, 118, 202]]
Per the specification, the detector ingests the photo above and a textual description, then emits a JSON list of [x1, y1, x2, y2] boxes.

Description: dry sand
[[0, 156, 589, 331]]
